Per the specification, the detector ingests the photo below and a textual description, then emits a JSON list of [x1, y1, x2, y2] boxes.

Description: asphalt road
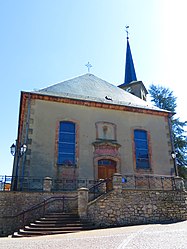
[[1, 221, 187, 249]]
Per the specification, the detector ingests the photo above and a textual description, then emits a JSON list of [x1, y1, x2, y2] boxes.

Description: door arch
[[98, 159, 117, 179], [98, 159, 116, 190]]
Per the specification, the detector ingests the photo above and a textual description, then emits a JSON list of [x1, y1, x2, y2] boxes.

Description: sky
[[0, 0, 187, 175]]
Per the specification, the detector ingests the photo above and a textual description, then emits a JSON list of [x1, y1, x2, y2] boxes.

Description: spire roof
[[124, 37, 137, 85]]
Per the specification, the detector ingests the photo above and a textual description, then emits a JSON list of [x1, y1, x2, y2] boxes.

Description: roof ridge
[[38, 73, 93, 91], [29, 74, 167, 113]]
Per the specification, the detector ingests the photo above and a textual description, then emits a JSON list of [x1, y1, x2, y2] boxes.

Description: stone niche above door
[[95, 121, 116, 141], [93, 121, 121, 165]]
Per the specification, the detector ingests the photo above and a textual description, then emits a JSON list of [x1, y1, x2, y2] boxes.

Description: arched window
[[58, 121, 76, 166], [134, 129, 150, 169]]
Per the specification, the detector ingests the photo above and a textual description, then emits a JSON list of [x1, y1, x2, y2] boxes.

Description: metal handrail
[[3, 195, 78, 227], [88, 178, 112, 201], [121, 174, 179, 191], [3, 178, 111, 220], [0, 174, 184, 192], [2, 179, 113, 228], [3, 179, 110, 219], [88, 178, 106, 192], [0, 176, 98, 191]]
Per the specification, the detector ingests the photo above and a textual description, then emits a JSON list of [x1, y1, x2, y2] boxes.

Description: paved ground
[[1, 221, 187, 249]]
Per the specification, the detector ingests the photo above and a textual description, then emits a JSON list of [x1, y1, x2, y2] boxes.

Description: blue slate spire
[[124, 37, 137, 85]]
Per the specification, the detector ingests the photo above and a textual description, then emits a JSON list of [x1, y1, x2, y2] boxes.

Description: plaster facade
[[14, 91, 173, 187]]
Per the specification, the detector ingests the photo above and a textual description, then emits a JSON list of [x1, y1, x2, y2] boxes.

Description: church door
[[98, 159, 116, 190]]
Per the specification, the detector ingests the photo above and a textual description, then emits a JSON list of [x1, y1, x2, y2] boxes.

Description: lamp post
[[10, 142, 27, 191], [171, 151, 178, 176]]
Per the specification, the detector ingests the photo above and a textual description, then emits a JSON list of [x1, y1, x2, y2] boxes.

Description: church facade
[[11, 38, 176, 191]]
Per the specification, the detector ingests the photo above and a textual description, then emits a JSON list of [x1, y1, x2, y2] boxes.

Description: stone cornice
[[21, 91, 170, 117]]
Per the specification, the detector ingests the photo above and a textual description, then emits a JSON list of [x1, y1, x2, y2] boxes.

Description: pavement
[[0, 220, 187, 249]]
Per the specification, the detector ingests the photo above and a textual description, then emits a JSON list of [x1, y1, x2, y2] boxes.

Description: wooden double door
[[98, 159, 116, 190]]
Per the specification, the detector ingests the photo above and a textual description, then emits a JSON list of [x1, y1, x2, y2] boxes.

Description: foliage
[[172, 118, 187, 166], [149, 84, 177, 112], [149, 84, 187, 168], [178, 165, 187, 179]]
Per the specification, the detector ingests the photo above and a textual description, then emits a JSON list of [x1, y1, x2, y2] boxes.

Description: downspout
[[11, 93, 23, 190], [20, 93, 31, 188], [168, 113, 178, 176]]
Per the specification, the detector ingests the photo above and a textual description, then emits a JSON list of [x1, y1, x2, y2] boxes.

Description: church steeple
[[118, 27, 148, 101], [124, 28, 137, 85]]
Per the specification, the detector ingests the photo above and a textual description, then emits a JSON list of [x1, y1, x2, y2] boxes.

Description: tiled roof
[[32, 73, 167, 112]]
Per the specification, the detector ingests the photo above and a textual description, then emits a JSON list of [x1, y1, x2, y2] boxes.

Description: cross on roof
[[125, 25, 129, 39], [85, 62, 92, 72]]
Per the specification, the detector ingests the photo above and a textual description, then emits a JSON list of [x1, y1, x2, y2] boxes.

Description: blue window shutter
[[134, 130, 150, 169], [58, 121, 76, 165]]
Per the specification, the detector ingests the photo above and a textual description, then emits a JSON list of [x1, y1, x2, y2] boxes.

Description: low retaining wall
[[0, 191, 77, 236], [1, 174, 186, 236], [88, 189, 187, 227], [79, 174, 187, 228]]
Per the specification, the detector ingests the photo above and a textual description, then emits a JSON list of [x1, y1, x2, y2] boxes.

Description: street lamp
[[171, 151, 176, 160], [10, 142, 27, 190], [10, 143, 16, 156], [171, 151, 178, 176], [10, 143, 27, 156]]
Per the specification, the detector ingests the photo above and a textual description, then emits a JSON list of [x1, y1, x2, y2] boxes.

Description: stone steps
[[12, 212, 95, 237]]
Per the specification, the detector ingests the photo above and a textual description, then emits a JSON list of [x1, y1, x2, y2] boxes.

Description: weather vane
[[125, 25, 129, 39], [85, 62, 92, 73]]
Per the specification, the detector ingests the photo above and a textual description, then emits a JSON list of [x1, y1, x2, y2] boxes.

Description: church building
[[11, 36, 175, 191]]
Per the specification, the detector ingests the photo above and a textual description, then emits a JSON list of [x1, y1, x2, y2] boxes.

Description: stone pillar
[[175, 177, 185, 191], [98, 179, 107, 193], [113, 173, 122, 193], [43, 177, 52, 192], [78, 187, 88, 219]]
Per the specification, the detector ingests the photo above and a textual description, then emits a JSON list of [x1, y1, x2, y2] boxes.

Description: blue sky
[[0, 0, 186, 175]]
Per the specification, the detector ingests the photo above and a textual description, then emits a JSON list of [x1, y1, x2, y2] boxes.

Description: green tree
[[149, 85, 177, 112], [149, 84, 187, 176]]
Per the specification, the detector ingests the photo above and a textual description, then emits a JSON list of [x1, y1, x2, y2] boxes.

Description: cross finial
[[85, 62, 92, 73], [125, 25, 129, 39]]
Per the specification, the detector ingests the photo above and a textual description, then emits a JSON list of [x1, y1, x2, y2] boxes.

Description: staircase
[[12, 212, 95, 237]]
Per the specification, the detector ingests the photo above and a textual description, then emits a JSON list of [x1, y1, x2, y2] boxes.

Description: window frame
[[133, 129, 150, 169], [57, 121, 76, 166]]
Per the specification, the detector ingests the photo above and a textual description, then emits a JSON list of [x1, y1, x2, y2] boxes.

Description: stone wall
[[87, 189, 187, 228], [0, 191, 77, 236], [1, 174, 186, 237]]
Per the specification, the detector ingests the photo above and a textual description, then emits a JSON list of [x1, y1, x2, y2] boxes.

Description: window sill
[[135, 168, 153, 174], [57, 164, 77, 168]]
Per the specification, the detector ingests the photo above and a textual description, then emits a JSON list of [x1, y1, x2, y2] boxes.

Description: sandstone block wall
[[88, 190, 187, 228], [0, 191, 77, 236], [1, 188, 187, 237]]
